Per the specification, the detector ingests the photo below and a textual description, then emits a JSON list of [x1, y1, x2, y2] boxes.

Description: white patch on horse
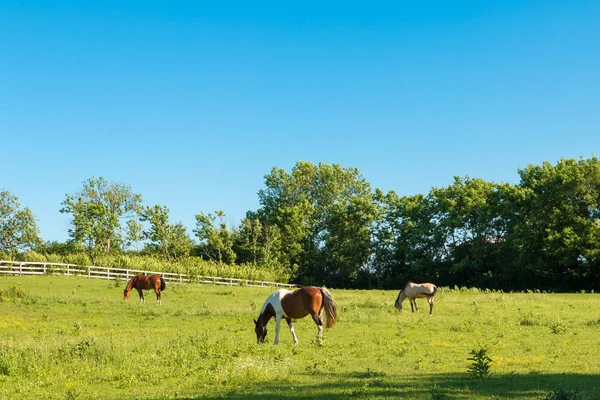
[[260, 289, 293, 318]]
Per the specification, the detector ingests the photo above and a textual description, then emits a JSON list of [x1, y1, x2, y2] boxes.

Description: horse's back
[[405, 282, 437, 297], [280, 287, 323, 319]]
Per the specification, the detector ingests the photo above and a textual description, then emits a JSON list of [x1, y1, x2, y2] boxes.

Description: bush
[[467, 348, 492, 380]]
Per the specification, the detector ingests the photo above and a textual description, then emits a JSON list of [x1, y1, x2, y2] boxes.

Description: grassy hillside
[[0, 276, 598, 399]]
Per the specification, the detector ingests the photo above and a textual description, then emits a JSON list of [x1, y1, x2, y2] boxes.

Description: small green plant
[[467, 348, 492, 380], [0, 360, 10, 376], [472, 301, 480, 315], [549, 321, 567, 334], [518, 311, 539, 326]]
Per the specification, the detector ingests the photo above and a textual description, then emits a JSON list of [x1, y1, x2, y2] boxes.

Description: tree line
[[2, 157, 600, 291]]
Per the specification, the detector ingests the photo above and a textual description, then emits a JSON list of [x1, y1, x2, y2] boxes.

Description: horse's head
[[395, 291, 405, 310], [123, 287, 130, 301], [254, 319, 267, 344]]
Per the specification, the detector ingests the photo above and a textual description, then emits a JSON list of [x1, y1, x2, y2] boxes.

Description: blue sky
[[2, 1, 599, 243]]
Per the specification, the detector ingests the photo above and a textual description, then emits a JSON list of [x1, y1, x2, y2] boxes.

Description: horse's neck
[[258, 308, 274, 326], [126, 277, 137, 292]]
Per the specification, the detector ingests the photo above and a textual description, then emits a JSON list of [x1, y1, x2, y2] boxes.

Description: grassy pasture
[[0, 276, 599, 400]]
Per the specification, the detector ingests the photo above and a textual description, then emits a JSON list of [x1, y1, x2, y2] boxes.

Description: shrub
[[467, 348, 492, 380]]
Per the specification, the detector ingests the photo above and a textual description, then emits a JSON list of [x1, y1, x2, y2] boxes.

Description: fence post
[[107, 268, 110, 280], [43, 263, 46, 274], [19, 262, 23, 276]]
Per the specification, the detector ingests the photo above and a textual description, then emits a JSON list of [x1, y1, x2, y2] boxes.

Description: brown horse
[[123, 275, 166, 305], [254, 286, 337, 345], [395, 281, 437, 315]]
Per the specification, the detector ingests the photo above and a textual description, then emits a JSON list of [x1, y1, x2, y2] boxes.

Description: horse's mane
[[125, 276, 137, 292]]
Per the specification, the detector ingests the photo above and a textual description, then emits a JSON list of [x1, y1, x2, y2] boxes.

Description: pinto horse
[[123, 275, 166, 305], [395, 281, 438, 315], [254, 286, 336, 345]]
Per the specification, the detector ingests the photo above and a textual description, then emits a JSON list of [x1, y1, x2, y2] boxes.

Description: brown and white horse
[[254, 286, 337, 345], [123, 275, 166, 305], [395, 281, 437, 315]]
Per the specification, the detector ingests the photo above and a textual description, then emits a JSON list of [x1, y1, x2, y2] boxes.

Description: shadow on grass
[[174, 372, 599, 399]]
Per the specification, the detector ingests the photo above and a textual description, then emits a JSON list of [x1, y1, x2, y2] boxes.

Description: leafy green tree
[[510, 157, 600, 290], [194, 210, 236, 263], [0, 189, 42, 252], [125, 218, 143, 251], [39, 240, 80, 256], [428, 177, 514, 287], [237, 216, 283, 268], [256, 162, 377, 286], [372, 189, 442, 288], [60, 177, 142, 263], [140, 204, 193, 260]]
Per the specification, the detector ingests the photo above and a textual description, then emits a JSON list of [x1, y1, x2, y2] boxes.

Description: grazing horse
[[395, 281, 437, 315], [254, 286, 337, 345], [123, 275, 166, 305]]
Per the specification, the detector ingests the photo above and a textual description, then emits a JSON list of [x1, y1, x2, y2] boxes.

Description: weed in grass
[[467, 348, 492, 380], [472, 301, 480, 315], [0, 285, 26, 301], [65, 388, 80, 400], [549, 320, 567, 334], [0, 359, 10, 376], [518, 311, 539, 326]]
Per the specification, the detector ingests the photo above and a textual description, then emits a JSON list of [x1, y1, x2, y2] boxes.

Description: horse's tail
[[320, 287, 337, 328], [432, 285, 438, 297], [160, 277, 166, 291]]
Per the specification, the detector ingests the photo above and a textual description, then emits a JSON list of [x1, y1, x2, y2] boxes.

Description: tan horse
[[123, 275, 166, 305], [254, 286, 337, 345], [395, 281, 437, 315]]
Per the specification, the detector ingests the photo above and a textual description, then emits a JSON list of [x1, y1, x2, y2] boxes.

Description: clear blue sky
[[2, 1, 599, 243]]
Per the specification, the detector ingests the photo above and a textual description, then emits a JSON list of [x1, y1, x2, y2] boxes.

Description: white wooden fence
[[0, 260, 296, 289]]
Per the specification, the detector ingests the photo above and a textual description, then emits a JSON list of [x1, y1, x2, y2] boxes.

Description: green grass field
[[0, 276, 599, 400]]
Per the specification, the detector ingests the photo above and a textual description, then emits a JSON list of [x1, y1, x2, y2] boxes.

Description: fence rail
[[0, 260, 296, 289]]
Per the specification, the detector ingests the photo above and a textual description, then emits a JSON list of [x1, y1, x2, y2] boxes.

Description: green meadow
[[0, 276, 599, 400]]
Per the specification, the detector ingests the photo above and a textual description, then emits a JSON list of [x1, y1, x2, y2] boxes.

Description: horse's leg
[[137, 288, 144, 303], [285, 317, 298, 345], [311, 312, 324, 341], [428, 297, 434, 315], [274, 314, 282, 345], [414, 298, 419, 312], [155, 289, 161, 305], [410, 298, 415, 312]]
